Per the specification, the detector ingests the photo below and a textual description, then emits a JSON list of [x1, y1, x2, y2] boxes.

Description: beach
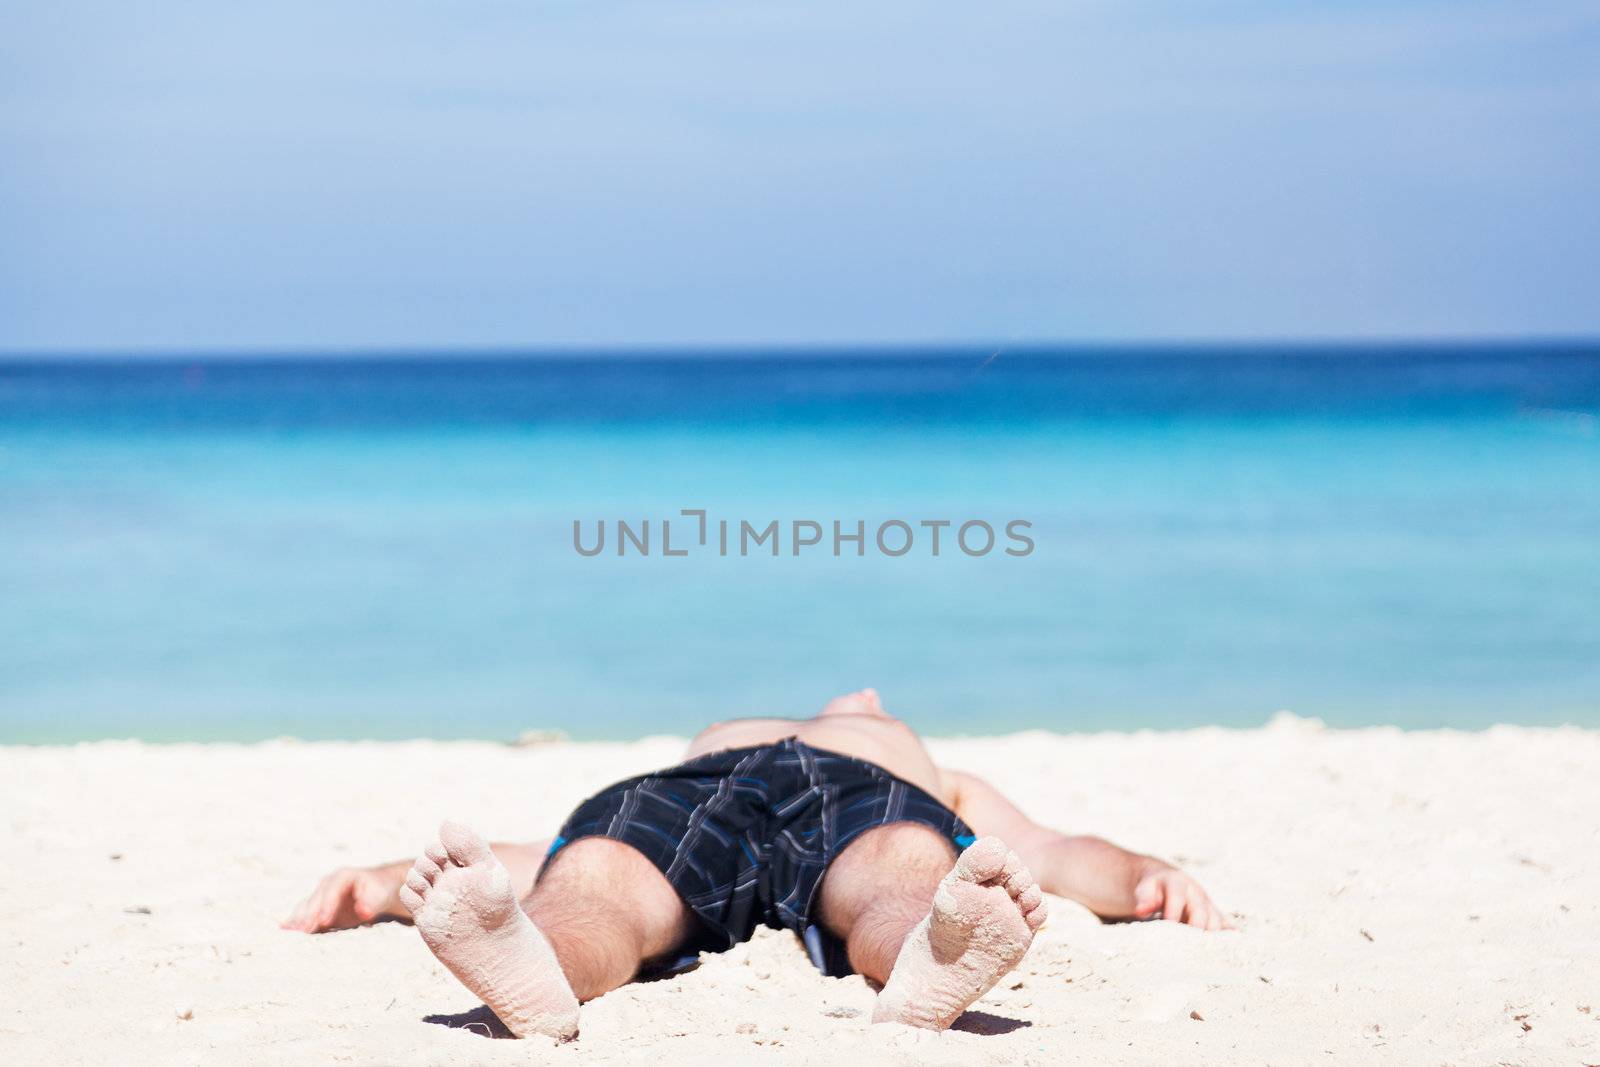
[[4, 717, 1597, 1065], [8, 1, 1598, 1060]]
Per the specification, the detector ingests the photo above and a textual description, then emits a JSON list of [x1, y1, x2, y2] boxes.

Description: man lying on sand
[[285, 689, 1227, 1039]]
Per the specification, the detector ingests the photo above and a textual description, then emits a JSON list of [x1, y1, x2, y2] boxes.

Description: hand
[[1132, 865, 1231, 931], [281, 864, 407, 933]]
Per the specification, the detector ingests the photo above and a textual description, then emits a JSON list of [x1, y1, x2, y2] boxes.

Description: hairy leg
[[522, 836, 697, 1001], [817, 822, 956, 982], [817, 824, 1047, 1030]]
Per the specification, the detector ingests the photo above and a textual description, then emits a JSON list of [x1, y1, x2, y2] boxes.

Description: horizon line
[[3, 334, 1598, 364]]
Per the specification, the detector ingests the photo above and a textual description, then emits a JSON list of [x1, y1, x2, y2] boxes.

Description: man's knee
[[531, 837, 692, 959], [820, 822, 955, 929], [536, 837, 680, 917], [841, 822, 958, 872], [539, 836, 650, 884]]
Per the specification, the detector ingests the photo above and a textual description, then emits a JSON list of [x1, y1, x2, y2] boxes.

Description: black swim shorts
[[544, 737, 975, 977]]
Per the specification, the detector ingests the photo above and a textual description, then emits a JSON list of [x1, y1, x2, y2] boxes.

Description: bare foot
[[400, 821, 579, 1041], [819, 687, 888, 719], [871, 836, 1047, 1030]]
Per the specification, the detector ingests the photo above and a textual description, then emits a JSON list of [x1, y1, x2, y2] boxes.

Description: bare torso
[[682, 699, 952, 804]]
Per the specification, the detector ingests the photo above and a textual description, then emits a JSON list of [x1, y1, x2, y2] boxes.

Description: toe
[[1016, 884, 1042, 913], [1023, 896, 1049, 931], [405, 869, 431, 898], [954, 837, 1012, 883], [398, 884, 423, 917], [425, 841, 450, 869], [414, 853, 442, 883], [1001, 860, 1034, 898], [439, 820, 493, 866]]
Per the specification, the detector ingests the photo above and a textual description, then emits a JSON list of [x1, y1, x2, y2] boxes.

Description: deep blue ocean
[[2, 344, 1598, 742]]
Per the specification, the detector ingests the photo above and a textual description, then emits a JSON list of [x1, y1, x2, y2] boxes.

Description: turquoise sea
[[2, 345, 1598, 742]]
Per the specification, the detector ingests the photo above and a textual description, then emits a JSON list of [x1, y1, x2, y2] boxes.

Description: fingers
[[1153, 877, 1229, 932], [282, 879, 324, 930], [353, 872, 394, 921], [283, 874, 335, 931], [313, 872, 349, 930], [1169, 878, 1226, 931], [1132, 874, 1164, 918], [1160, 875, 1187, 923], [282, 869, 353, 933], [281, 891, 316, 931], [1196, 892, 1230, 931], [1127, 868, 1231, 933], [316, 868, 359, 929]]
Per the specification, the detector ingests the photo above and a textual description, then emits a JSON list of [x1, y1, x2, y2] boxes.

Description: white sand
[[4, 718, 1598, 1065]]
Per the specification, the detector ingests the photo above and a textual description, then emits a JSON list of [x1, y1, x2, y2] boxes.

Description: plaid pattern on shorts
[[545, 737, 975, 977]]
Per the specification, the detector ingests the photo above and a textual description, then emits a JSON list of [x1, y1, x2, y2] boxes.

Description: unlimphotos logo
[[572, 510, 1034, 558]]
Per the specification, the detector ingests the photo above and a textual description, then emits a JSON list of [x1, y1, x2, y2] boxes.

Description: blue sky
[[2, 2, 1597, 353]]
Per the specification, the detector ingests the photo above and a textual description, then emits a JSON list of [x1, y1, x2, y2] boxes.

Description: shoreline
[[8, 712, 1600, 749]]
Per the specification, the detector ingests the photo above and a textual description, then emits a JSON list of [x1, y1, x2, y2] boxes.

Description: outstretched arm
[[943, 769, 1228, 931], [282, 838, 552, 933]]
